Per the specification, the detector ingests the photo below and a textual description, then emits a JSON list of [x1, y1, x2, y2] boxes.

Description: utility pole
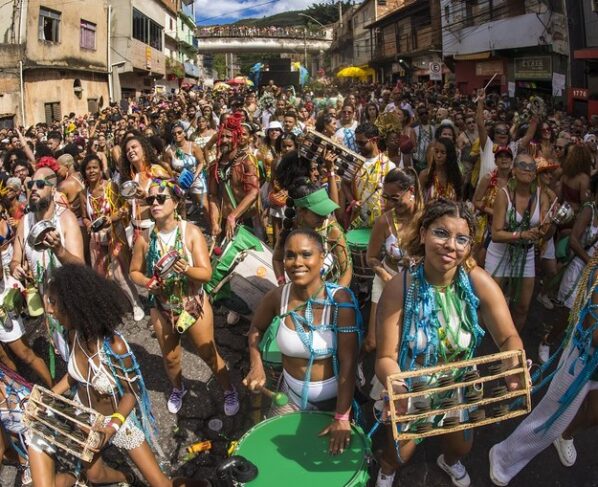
[[339, 1, 343, 29], [304, 27, 307, 66]]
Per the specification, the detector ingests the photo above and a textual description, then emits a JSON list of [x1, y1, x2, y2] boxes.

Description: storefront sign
[[475, 60, 504, 77], [146, 47, 152, 70], [514, 57, 552, 80], [571, 87, 588, 100]]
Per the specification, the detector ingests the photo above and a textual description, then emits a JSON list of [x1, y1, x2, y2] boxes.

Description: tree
[[213, 54, 227, 79], [303, 1, 352, 26]]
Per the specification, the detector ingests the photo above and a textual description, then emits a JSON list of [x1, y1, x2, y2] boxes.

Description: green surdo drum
[[234, 412, 371, 486], [346, 228, 373, 280]]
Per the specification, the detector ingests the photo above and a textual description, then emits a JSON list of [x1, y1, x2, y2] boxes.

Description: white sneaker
[[375, 469, 395, 487], [436, 454, 471, 487], [167, 385, 187, 414], [133, 305, 145, 322], [553, 436, 577, 467], [226, 310, 240, 325], [489, 445, 509, 486], [538, 341, 550, 364], [224, 386, 240, 416], [536, 293, 554, 310]]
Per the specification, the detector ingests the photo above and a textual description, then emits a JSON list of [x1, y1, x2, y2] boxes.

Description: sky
[[194, 0, 320, 25]]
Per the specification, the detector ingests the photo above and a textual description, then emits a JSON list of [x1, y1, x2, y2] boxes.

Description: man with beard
[[208, 113, 260, 239]]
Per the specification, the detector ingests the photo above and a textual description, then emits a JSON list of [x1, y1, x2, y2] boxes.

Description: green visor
[[294, 188, 339, 217]]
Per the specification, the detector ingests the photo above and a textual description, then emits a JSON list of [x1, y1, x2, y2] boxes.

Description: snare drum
[[147, 250, 180, 287], [346, 229, 373, 280], [206, 226, 277, 318], [234, 412, 370, 486]]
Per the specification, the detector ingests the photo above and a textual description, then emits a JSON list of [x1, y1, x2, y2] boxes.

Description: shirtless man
[[208, 114, 260, 240]]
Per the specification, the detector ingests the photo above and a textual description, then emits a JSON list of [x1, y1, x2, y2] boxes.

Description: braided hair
[[280, 177, 321, 245]]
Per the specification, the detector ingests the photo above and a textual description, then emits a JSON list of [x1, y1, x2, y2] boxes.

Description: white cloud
[[194, 0, 320, 23]]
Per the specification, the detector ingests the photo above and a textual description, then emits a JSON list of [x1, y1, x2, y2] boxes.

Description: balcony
[[166, 57, 184, 78]]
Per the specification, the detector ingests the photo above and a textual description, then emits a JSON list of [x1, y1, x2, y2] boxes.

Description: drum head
[[346, 228, 372, 249], [154, 250, 180, 278], [235, 412, 370, 487], [120, 181, 138, 199]]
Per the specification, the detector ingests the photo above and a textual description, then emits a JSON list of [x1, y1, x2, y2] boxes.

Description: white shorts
[[189, 171, 207, 195], [541, 237, 555, 260]]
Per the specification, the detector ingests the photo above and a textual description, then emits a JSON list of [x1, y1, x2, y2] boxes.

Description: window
[[132, 8, 163, 51], [39, 7, 60, 42], [80, 20, 96, 50], [44, 102, 61, 124], [87, 98, 98, 113]]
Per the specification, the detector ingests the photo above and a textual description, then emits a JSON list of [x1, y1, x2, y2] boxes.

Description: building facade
[[367, 0, 443, 84], [0, 0, 109, 127], [441, 0, 570, 100], [567, 0, 598, 117]]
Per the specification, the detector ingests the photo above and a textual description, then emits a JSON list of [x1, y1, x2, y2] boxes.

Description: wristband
[[512, 231, 517, 240], [111, 412, 126, 425], [334, 412, 350, 421], [277, 275, 286, 285], [108, 421, 120, 432]]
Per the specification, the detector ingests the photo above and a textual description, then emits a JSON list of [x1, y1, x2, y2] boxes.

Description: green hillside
[[235, 11, 305, 27]]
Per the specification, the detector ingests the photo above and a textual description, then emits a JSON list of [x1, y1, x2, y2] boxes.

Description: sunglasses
[[515, 162, 537, 173], [173, 130, 184, 135], [27, 179, 55, 190], [495, 129, 509, 136], [145, 194, 172, 205], [382, 189, 408, 202], [555, 145, 565, 151]]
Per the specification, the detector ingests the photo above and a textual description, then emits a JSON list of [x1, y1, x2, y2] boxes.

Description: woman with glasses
[[485, 154, 550, 331], [129, 179, 239, 417], [419, 138, 463, 203], [375, 198, 524, 487], [364, 168, 423, 353], [164, 122, 208, 214], [79, 154, 144, 321]]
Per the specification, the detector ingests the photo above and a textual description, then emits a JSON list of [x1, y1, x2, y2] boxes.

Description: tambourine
[[27, 220, 56, 251], [552, 202, 574, 226], [120, 180, 139, 199], [90, 216, 108, 233], [147, 250, 181, 288]]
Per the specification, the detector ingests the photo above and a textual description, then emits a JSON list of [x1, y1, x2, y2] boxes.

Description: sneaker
[[224, 386, 240, 416], [489, 445, 509, 486], [553, 436, 577, 467], [436, 454, 471, 487], [375, 470, 395, 487], [133, 305, 145, 322], [538, 341, 550, 364], [536, 293, 554, 310], [167, 385, 187, 414], [226, 310, 240, 325]]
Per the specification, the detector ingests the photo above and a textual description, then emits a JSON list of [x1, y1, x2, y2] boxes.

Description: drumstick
[[258, 385, 289, 407], [473, 73, 499, 102], [540, 198, 560, 226]]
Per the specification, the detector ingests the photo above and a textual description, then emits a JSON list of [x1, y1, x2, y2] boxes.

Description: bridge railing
[[196, 26, 329, 40]]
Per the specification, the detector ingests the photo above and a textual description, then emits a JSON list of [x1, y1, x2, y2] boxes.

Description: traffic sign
[[429, 62, 442, 81]]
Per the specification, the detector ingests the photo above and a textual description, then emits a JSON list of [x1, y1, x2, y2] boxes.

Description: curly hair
[[427, 138, 463, 200], [47, 264, 132, 343], [80, 153, 104, 186], [562, 144, 592, 178], [274, 151, 312, 190], [405, 197, 476, 269], [120, 135, 158, 181]]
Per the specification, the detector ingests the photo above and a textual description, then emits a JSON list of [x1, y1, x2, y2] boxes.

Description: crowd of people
[[0, 78, 596, 486], [196, 25, 328, 39]]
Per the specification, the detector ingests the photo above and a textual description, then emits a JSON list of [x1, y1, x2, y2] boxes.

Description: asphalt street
[[1, 287, 597, 486]]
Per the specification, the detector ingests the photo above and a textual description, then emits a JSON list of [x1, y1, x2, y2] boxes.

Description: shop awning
[[574, 49, 598, 60], [453, 52, 492, 61]]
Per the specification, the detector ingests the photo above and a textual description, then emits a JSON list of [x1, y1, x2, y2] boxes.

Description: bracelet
[[512, 231, 517, 240], [108, 421, 120, 432], [111, 412, 126, 425], [277, 275, 286, 285], [334, 412, 350, 422], [328, 171, 336, 177]]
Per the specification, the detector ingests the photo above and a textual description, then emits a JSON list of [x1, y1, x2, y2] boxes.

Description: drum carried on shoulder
[[346, 228, 374, 281], [206, 226, 277, 319], [232, 411, 371, 486]]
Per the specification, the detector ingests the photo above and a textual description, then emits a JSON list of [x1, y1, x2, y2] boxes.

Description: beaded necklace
[[399, 264, 484, 376], [146, 221, 188, 311], [282, 282, 363, 410]]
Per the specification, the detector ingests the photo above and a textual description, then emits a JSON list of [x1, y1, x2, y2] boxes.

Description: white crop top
[[276, 283, 336, 360]]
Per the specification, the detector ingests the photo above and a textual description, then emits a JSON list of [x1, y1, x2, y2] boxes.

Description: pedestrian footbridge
[[196, 26, 332, 54]]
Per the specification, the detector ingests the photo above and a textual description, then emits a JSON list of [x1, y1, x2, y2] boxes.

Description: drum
[[234, 412, 370, 487], [0, 363, 31, 437], [206, 226, 277, 318], [27, 220, 56, 251], [346, 229, 373, 280], [147, 250, 180, 287], [119, 180, 139, 199]]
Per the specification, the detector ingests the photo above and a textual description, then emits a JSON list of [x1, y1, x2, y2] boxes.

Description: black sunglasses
[[145, 194, 172, 205], [27, 179, 55, 190]]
